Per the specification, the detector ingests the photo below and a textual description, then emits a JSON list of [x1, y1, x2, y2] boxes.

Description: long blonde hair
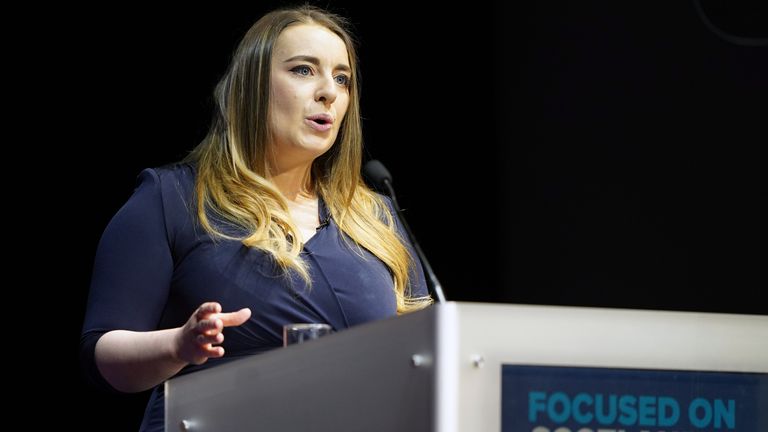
[[185, 5, 432, 313]]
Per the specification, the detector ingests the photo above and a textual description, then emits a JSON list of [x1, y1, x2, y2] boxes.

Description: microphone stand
[[382, 178, 446, 304]]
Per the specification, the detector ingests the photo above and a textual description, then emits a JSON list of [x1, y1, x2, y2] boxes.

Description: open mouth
[[307, 113, 333, 125], [305, 115, 334, 132]]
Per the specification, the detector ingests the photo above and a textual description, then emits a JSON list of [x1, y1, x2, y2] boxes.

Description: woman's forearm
[[94, 328, 187, 393], [93, 303, 250, 393]]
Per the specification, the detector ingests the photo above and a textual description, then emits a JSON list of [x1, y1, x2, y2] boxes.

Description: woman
[[80, 5, 432, 431]]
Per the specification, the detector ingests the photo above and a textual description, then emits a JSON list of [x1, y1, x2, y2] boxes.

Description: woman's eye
[[292, 65, 311, 76], [334, 74, 350, 87]]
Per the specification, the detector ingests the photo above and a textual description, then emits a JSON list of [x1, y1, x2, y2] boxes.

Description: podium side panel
[[166, 308, 438, 432]]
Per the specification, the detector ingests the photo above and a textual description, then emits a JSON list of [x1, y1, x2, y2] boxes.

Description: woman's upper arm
[[82, 169, 174, 335]]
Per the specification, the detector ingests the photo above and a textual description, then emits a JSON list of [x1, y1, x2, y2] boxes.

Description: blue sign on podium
[[502, 365, 768, 432]]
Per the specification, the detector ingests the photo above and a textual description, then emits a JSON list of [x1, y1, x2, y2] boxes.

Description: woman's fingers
[[196, 332, 224, 345], [205, 346, 225, 358], [196, 302, 222, 320], [196, 307, 250, 335], [197, 318, 223, 335], [215, 308, 252, 327], [190, 344, 224, 365], [195, 304, 250, 328], [181, 304, 249, 364]]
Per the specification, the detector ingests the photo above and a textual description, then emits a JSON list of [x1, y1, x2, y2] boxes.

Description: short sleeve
[[80, 169, 174, 392]]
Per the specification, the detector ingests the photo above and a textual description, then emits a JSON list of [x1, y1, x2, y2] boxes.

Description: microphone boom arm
[[382, 178, 446, 304]]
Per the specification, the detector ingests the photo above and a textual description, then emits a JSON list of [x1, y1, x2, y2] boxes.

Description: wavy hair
[[185, 5, 432, 313]]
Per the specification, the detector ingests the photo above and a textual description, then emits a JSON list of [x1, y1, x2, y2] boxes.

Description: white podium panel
[[166, 302, 768, 431]]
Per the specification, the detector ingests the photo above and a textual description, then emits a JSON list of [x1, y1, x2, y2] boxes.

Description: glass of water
[[282, 323, 333, 346]]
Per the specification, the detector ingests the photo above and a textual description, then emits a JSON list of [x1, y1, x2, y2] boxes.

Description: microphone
[[316, 218, 330, 231], [363, 160, 446, 303]]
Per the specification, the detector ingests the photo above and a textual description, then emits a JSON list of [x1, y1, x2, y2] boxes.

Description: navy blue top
[[80, 163, 427, 431]]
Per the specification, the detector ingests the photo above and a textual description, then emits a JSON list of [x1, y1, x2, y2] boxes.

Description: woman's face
[[268, 24, 351, 168]]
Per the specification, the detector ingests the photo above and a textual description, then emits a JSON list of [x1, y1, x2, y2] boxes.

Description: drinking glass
[[283, 323, 333, 346]]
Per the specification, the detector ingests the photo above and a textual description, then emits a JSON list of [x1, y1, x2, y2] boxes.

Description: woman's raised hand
[[175, 302, 251, 365]]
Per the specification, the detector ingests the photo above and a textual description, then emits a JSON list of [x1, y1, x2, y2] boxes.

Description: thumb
[[216, 308, 252, 327]]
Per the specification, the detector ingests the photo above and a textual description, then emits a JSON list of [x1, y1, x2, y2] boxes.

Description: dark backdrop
[[43, 1, 765, 430]]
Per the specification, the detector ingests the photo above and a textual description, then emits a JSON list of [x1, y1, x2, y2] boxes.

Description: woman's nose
[[315, 76, 338, 105]]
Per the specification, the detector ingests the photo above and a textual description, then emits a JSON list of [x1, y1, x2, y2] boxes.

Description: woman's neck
[[269, 162, 314, 202], [269, 163, 320, 243]]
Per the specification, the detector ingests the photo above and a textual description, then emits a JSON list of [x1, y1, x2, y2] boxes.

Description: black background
[[33, 1, 766, 429]]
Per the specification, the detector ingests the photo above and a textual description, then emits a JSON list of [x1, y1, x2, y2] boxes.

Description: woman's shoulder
[[142, 162, 196, 186], [130, 162, 198, 243], [130, 162, 197, 216], [132, 162, 195, 197]]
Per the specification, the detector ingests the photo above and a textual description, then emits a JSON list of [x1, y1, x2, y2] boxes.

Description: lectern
[[166, 302, 768, 431]]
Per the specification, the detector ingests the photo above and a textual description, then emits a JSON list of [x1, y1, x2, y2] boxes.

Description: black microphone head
[[362, 159, 392, 192]]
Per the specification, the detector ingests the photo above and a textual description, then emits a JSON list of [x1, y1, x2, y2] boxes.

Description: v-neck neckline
[[302, 196, 330, 250]]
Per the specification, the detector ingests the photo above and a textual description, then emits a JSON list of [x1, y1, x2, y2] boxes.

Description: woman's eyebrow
[[284, 55, 351, 73]]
